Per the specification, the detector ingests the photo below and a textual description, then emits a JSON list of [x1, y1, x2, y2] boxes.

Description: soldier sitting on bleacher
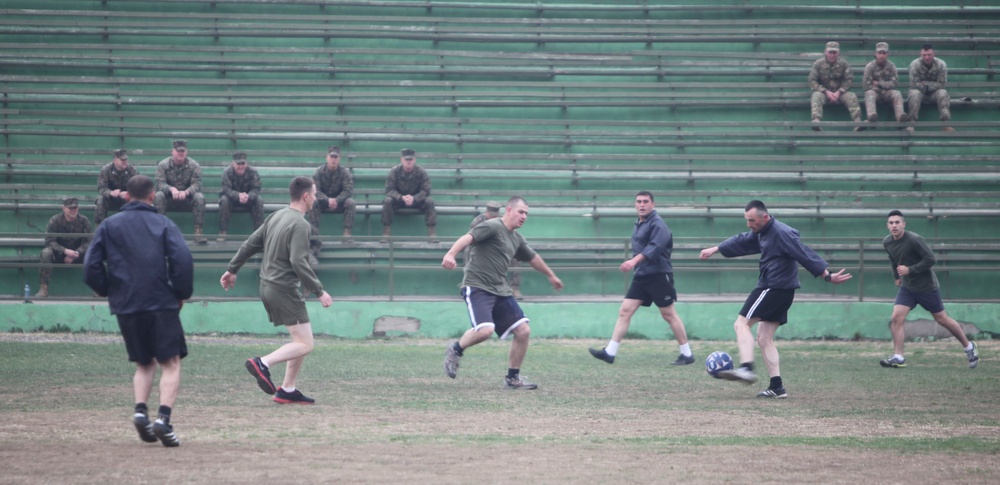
[[809, 41, 864, 132], [381, 148, 437, 243], [95, 148, 139, 225], [36, 197, 92, 298], [154, 139, 207, 244], [217, 151, 264, 243]]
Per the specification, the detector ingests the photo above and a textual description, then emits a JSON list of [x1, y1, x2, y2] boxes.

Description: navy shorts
[[624, 273, 677, 308], [894, 286, 945, 314], [117, 309, 188, 365], [739, 288, 796, 325], [461, 286, 528, 340]]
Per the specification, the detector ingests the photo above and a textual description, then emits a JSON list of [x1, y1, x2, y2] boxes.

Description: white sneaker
[[717, 367, 758, 384]]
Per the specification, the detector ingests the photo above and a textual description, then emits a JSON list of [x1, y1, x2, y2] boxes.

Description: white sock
[[894, 354, 905, 361], [606, 340, 620, 356], [679, 343, 692, 357], [282, 387, 295, 393], [259, 357, 270, 368], [966, 342, 975, 351]]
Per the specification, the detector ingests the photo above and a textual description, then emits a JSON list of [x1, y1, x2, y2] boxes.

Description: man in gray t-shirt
[[440, 196, 563, 390]]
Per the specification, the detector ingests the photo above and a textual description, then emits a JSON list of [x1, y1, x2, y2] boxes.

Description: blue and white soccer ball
[[705, 351, 734, 379]]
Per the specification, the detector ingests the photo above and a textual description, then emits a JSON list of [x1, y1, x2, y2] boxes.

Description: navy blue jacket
[[631, 210, 673, 277], [84, 201, 194, 315], [718, 217, 828, 290]]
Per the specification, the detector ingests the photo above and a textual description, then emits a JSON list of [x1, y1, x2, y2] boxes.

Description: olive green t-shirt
[[883, 230, 939, 293], [228, 207, 324, 296], [462, 218, 535, 296]]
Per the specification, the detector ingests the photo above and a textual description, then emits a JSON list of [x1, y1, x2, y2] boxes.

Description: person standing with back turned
[[221, 176, 333, 404]]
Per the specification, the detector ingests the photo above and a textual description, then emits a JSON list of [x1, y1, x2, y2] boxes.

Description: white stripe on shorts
[[463, 286, 495, 332], [745, 288, 770, 320]]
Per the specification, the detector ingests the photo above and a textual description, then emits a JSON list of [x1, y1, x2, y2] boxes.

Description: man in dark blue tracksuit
[[700, 200, 851, 399]]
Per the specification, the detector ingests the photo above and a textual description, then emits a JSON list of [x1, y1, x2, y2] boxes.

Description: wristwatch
[[824, 273, 833, 282]]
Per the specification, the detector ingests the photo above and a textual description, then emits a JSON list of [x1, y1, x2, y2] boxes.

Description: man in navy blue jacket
[[589, 191, 694, 365], [84, 174, 194, 447], [700, 200, 851, 399]]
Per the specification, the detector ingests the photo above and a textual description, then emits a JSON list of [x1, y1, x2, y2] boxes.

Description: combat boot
[[194, 226, 207, 245], [380, 226, 391, 244], [216, 231, 227, 243], [427, 226, 438, 243], [35, 283, 48, 298], [342, 228, 353, 244]]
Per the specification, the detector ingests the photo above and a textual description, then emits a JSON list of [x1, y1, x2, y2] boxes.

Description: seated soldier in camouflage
[[863, 42, 910, 126], [908, 43, 953, 132], [95, 148, 138, 225], [36, 197, 92, 298], [310, 146, 356, 255], [808, 41, 863, 132], [154, 140, 207, 244], [382, 148, 436, 243], [217, 151, 264, 243]]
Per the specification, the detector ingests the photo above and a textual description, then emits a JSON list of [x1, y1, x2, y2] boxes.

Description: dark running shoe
[[967, 342, 979, 369], [670, 353, 695, 366], [152, 419, 180, 447], [443, 340, 462, 378], [245, 357, 276, 395], [757, 387, 788, 399], [879, 356, 907, 368], [504, 375, 538, 390], [132, 413, 157, 443], [273, 388, 315, 404], [588, 347, 615, 364]]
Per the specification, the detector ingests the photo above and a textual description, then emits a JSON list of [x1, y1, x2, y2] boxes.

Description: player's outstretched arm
[[700, 246, 720, 259]]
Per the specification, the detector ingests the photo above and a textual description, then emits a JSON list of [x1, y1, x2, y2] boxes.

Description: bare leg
[[156, 355, 181, 408], [756, 321, 781, 378], [734, 315, 759, 365], [459, 325, 494, 350], [658, 304, 688, 345], [610, 299, 642, 343], [890, 305, 910, 356], [508, 323, 531, 369], [932, 309, 971, 347], [133, 362, 156, 404], [266, 323, 314, 390]]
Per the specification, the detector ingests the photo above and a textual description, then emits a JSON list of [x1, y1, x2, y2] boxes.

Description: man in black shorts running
[[221, 176, 333, 404], [440, 196, 563, 390], [699, 200, 851, 399], [84, 174, 194, 447], [589, 191, 694, 365]]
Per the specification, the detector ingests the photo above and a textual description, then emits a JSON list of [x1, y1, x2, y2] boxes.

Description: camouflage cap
[[825, 41, 840, 52], [232, 151, 247, 161], [327, 145, 341, 156], [401, 148, 416, 158], [172, 139, 187, 150], [875, 42, 889, 52], [63, 197, 79, 208], [113, 148, 128, 159], [485, 201, 502, 213]]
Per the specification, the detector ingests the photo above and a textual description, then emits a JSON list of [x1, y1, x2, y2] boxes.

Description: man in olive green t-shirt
[[440, 196, 564, 390], [880, 210, 978, 369], [221, 176, 334, 404]]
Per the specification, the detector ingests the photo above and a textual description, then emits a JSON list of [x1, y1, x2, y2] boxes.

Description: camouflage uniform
[[95, 161, 138, 225], [808, 57, 862, 122], [154, 156, 206, 228], [863, 59, 906, 122], [39, 212, 92, 286], [310, 163, 356, 232], [218, 164, 264, 232], [382, 164, 436, 227], [908, 57, 950, 122], [467, 210, 521, 292]]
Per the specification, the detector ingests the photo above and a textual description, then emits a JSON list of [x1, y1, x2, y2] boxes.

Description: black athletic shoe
[[670, 353, 695, 365], [246, 357, 276, 395], [757, 387, 788, 399], [273, 388, 315, 404], [152, 419, 180, 447], [132, 413, 157, 443], [588, 347, 615, 364]]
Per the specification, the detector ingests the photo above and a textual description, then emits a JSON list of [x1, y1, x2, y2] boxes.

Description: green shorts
[[259, 282, 310, 326]]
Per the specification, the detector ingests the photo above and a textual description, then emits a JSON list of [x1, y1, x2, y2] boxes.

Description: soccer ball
[[705, 351, 733, 379]]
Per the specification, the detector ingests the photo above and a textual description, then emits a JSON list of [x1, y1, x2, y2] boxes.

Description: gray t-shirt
[[462, 218, 536, 296]]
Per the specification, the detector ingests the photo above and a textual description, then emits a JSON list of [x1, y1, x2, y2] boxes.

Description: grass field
[[1, 334, 997, 484]]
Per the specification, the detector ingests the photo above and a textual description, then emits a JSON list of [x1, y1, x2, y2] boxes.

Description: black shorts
[[739, 288, 796, 325], [894, 286, 946, 314], [461, 286, 528, 340], [117, 310, 188, 365], [624, 273, 677, 308]]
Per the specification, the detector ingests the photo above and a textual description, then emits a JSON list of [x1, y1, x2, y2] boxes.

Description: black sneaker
[[670, 353, 695, 365], [967, 342, 979, 369], [757, 387, 788, 399], [132, 413, 157, 443], [273, 388, 315, 404], [588, 347, 615, 364], [152, 419, 180, 447], [245, 357, 276, 395], [879, 356, 907, 368], [443, 341, 462, 378], [504, 375, 538, 390]]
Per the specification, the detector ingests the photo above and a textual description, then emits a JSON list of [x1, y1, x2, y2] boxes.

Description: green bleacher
[[1, 0, 998, 303]]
